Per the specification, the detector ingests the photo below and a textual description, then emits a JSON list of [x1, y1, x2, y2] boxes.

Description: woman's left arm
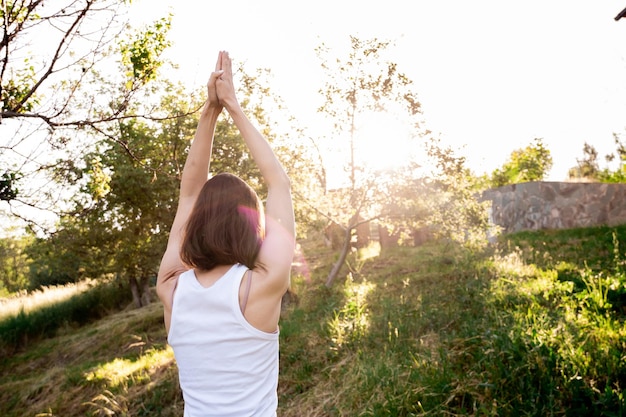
[[216, 51, 295, 294]]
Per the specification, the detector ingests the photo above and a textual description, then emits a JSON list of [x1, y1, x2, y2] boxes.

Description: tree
[[0, 234, 30, 294], [490, 138, 553, 187], [314, 36, 424, 287], [25, 105, 184, 302], [1, 0, 172, 233], [600, 133, 626, 183], [1, 2, 321, 303], [568, 133, 626, 183], [26, 227, 86, 289], [78, 116, 187, 307], [423, 138, 491, 248], [31, 86, 203, 306], [568, 142, 600, 180]]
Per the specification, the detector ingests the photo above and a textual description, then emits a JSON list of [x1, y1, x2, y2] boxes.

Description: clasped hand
[[206, 50, 237, 111]]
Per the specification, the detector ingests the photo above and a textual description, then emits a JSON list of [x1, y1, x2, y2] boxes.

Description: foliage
[[237, 68, 328, 238], [0, 60, 39, 112], [372, 164, 431, 241], [26, 227, 90, 289], [568, 141, 601, 180], [31, 86, 195, 306], [120, 15, 172, 88], [0, 0, 167, 123], [422, 138, 492, 249], [0, 234, 31, 294], [316, 36, 422, 189], [490, 137, 553, 187], [0, 171, 19, 202], [601, 132, 626, 183]]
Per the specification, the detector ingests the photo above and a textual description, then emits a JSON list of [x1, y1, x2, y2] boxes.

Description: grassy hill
[[1, 225, 625, 416]]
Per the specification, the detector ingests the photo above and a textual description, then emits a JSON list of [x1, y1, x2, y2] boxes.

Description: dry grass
[[0, 301, 181, 417], [0, 279, 98, 321]]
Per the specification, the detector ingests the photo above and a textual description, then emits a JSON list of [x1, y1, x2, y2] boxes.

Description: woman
[[157, 51, 295, 417]]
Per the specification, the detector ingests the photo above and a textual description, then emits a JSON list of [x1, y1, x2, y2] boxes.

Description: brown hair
[[180, 173, 265, 271]]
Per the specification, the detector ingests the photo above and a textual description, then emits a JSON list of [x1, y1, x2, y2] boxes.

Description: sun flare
[[324, 111, 418, 189], [354, 111, 415, 172]]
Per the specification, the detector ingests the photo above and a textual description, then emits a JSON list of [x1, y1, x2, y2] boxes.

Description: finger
[[208, 70, 224, 85], [222, 50, 232, 77], [215, 51, 223, 72]]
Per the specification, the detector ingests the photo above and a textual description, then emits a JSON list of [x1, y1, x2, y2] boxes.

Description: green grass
[[1, 226, 625, 416], [497, 223, 626, 271], [277, 230, 626, 416]]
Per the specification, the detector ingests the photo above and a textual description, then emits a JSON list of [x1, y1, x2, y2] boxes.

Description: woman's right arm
[[216, 52, 295, 293]]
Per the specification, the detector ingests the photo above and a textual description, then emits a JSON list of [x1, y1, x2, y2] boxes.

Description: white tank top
[[168, 264, 279, 417]]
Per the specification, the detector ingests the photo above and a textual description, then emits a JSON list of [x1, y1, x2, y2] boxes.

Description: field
[[1, 225, 625, 416]]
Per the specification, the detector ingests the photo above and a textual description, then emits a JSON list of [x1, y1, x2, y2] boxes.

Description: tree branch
[[1, 106, 199, 127], [12, 0, 93, 113]]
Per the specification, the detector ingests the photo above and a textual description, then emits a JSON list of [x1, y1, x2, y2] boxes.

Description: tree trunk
[[129, 275, 152, 308], [129, 276, 142, 309], [140, 275, 152, 306], [325, 228, 352, 287]]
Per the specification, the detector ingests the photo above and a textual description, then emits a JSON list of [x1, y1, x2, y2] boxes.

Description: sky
[[131, 0, 626, 181], [6, 1, 626, 195]]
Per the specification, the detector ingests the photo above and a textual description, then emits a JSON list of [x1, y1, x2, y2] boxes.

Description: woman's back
[[169, 264, 278, 417]]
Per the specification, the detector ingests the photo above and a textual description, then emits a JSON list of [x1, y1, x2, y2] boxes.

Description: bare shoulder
[[157, 245, 187, 310]]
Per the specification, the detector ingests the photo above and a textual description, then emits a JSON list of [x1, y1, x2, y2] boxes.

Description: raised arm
[[216, 52, 295, 291], [156, 52, 225, 314]]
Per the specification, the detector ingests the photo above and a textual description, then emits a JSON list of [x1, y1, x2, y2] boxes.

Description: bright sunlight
[[354, 111, 415, 172], [326, 111, 417, 189]]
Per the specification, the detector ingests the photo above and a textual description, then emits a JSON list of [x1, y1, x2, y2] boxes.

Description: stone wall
[[481, 181, 626, 234]]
